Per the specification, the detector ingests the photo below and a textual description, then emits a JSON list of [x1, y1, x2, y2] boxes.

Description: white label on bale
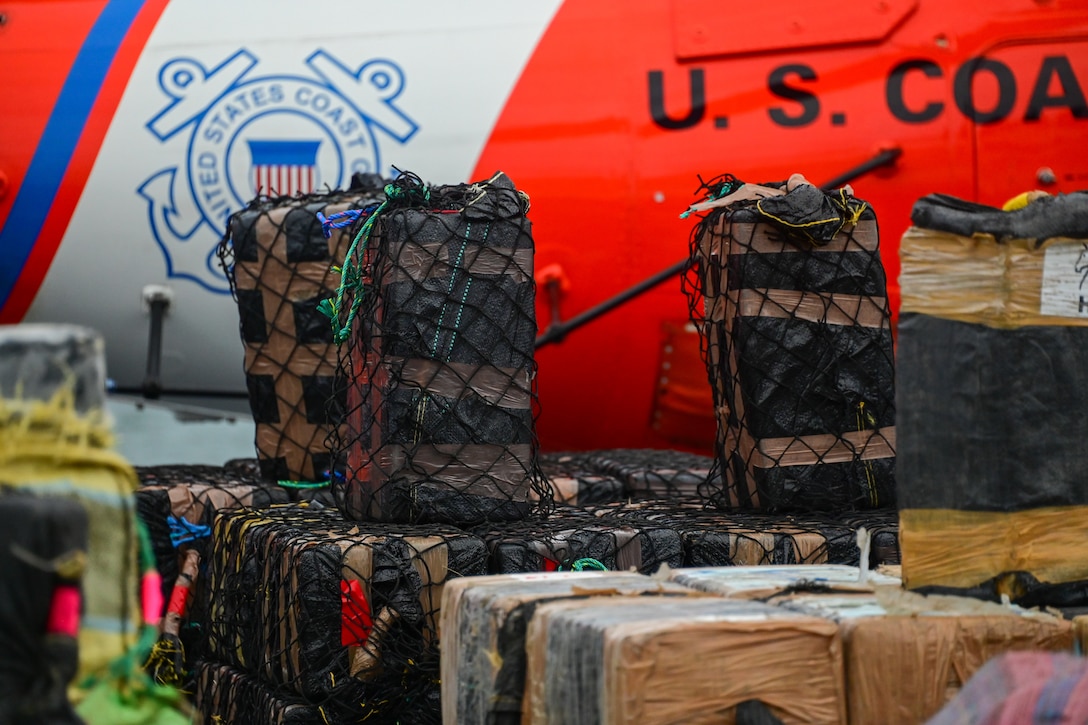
[[1040, 241, 1088, 318]]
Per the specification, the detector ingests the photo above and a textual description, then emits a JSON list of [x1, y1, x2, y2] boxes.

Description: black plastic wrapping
[[334, 172, 550, 525], [911, 192, 1088, 242], [474, 507, 684, 575], [193, 661, 317, 725], [898, 313, 1088, 511], [205, 504, 485, 723], [687, 189, 897, 513]]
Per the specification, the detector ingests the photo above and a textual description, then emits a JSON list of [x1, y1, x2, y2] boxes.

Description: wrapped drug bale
[[193, 661, 318, 725], [0, 488, 87, 725], [775, 585, 1073, 724], [897, 191, 1088, 606], [218, 176, 387, 482], [474, 508, 684, 574], [524, 595, 847, 724], [538, 451, 626, 506], [331, 171, 549, 524], [205, 503, 486, 723], [589, 501, 899, 568], [685, 176, 896, 512], [929, 651, 1088, 725], [441, 571, 696, 725], [670, 564, 900, 600]]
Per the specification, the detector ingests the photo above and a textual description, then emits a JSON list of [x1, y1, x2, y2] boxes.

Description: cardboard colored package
[[778, 586, 1074, 724], [524, 595, 847, 725], [440, 571, 694, 725]]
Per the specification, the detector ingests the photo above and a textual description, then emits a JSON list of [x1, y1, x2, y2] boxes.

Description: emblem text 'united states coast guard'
[[138, 49, 417, 293]]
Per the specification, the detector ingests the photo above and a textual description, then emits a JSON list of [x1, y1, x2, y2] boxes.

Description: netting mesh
[[194, 661, 317, 724], [218, 175, 387, 482], [537, 452, 627, 506], [472, 507, 684, 574], [205, 503, 486, 724], [135, 465, 304, 686], [329, 171, 550, 525], [683, 176, 897, 512], [581, 500, 900, 568], [538, 448, 711, 505]]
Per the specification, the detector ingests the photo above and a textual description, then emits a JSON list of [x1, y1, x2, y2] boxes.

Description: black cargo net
[[135, 465, 304, 687], [328, 171, 551, 525], [204, 504, 484, 725], [194, 661, 319, 724], [217, 177, 387, 484], [683, 175, 897, 513], [582, 500, 900, 568], [538, 448, 712, 505]]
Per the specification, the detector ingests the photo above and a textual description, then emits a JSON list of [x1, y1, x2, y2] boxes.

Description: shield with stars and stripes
[[247, 139, 321, 196]]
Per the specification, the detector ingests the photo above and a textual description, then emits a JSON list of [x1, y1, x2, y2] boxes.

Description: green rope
[[560, 558, 609, 572], [276, 479, 330, 490], [319, 178, 434, 343], [318, 196, 386, 344], [680, 175, 745, 219]]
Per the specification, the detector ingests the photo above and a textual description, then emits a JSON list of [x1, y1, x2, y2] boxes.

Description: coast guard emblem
[[138, 49, 417, 293]]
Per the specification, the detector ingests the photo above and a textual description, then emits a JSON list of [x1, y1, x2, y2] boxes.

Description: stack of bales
[[687, 175, 897, 513], [194, 171, 554, 722], [334, 171, 547, 525], [441, 562, 1075, 724]]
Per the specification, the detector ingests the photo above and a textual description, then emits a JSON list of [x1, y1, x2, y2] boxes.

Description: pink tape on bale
[[142, 571, 164, 626], [47, 585, 81, 637]]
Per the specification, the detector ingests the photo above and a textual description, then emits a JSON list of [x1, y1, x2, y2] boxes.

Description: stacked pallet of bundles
[[523, 595, 847, 724], [333, 171, 548, 525], [897, 191, 1088, 607], [0, 489, 87, 724], [474, 507, 684, 574], [193, 662, 318, 725], [441, 571, 696, 725], [219, 176, 387, 482], [537, 451, 626, 506], [204, 503, 487, 723], [775, 585, 1072, 724], [588, 500, 900, 568], [687, 176, 896, 512]]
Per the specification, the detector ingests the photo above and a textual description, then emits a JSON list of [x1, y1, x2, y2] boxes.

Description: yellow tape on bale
[[899, 227, 1088, 329], [0, 389, 143, 689], [899, 507, 1088, 590]]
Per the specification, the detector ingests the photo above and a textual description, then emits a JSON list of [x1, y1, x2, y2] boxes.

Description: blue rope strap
[[167, 516, 211, 548]]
